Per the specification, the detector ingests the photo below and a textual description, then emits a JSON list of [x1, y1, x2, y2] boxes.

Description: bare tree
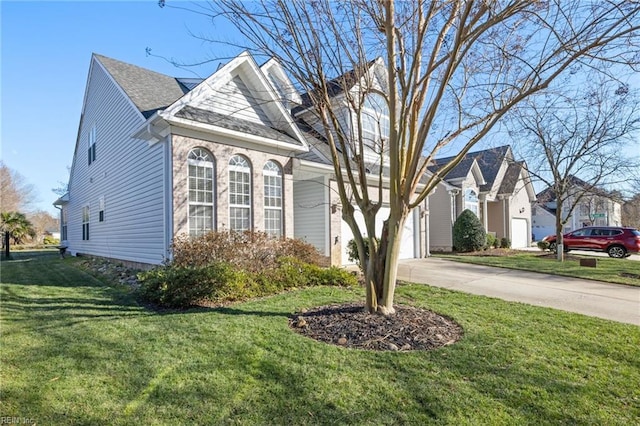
[[169, 0, 640, 313], [622, 193, 640, 229], [28, 210, 59, 244], [0, 161, 37, 213], [510, 78, 639, 260]]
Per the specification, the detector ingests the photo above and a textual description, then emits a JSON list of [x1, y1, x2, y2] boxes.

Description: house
[[533, 175, 622, 239], [55, 52, 442, 267], [428, 146, 536, 249], [57, 52, 540, 267]]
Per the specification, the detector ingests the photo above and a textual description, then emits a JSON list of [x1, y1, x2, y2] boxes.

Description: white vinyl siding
[[293, 178, 327, 255], [65, 59, 167, 264], [200, 76, 271, 125]]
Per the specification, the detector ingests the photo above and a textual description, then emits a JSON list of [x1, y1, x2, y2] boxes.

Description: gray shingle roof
[[94, 54, 188, 118], [498, 161, 524, 195], [430, 145, 512, 192], [174, 105, 304, 147]]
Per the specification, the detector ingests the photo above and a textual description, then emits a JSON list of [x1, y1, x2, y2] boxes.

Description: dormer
[[293, 57, 390, 167]]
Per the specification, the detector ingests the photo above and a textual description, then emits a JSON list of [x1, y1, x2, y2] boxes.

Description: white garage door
[[511, 218, 528, 248], [341, 207, 416, 265]]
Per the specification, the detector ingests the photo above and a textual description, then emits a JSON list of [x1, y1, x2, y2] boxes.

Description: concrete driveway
[[397, 257, 640, 326]]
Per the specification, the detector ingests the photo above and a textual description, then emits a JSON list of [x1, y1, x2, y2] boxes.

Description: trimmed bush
[[346, 236, 380, 271], [170, 231, 323, 272], [500, 237, 511, 249], [537, 240, 550, 251], [138, 257, 358, 309], [453, 209, 486, 253], [485, 233, 497, 250], [137, 262, 247, 308]]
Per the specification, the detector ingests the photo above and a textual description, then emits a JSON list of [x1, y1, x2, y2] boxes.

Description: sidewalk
[[397, 257, 640, 326]]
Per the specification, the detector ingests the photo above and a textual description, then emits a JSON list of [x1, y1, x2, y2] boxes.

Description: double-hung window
[[361, 94, 390, 155], [61, 208, 68, 241], [88, 126, 96, 165], [82, 206, 90, 240], [229, 155, 251, 232], [98, 196, 105, 222], [263, 161, 283, 237], [188, 148, 215, 237]]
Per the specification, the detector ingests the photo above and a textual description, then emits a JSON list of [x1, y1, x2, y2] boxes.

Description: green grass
[[437, 251, 640, 286], [2, 251, 639, 425]]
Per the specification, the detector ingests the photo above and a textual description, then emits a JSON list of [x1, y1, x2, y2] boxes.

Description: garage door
[[511, 218, 528, 248], [341, 208, 416, 265]]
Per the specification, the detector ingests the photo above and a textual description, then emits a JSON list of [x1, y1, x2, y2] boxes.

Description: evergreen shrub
[[138, 232, 357, 308], [452, 209, 486, 253]]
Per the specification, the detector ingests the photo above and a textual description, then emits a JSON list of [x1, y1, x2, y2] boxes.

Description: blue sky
[[2, 2, 638, 215], [1, 1, 229, 214]]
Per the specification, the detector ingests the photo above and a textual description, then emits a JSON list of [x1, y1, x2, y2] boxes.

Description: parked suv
[[543, 226, 640, 258]]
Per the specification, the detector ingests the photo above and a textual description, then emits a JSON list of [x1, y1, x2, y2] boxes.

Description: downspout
[[146, 121, 171, 261], [449, 189, 460, 250], [54, 204, 63, 244], [504, 197, 508, 238], [425, 196, 431, 257], [481, 195, 488, 231]]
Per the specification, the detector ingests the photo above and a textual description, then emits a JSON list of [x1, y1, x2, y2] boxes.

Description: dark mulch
[[289, 303, 463, 351]]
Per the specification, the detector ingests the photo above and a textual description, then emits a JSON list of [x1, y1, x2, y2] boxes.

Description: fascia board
[[166, 116, 309, 153], [469, 160, 486, 186], [161, 52, 308, 150]]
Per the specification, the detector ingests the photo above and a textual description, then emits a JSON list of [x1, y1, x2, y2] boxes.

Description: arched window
[[188, 148, 215, 236], [464, 188, 479, 216], [229, 155, 251, 231], [263, 161, 283, 237]]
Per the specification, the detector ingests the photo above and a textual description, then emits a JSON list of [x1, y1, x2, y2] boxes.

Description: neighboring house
[[533, 175, 622, 239], [55, 52, 437, 267], [429, 146, 536, 249]]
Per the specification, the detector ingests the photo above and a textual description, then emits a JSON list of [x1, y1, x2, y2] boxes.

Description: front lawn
[[438, 250, 640, 286], [2, 251, 639, 424]]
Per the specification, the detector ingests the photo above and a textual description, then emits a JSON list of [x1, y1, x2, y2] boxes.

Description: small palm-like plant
[[1, 211, 36, 258]]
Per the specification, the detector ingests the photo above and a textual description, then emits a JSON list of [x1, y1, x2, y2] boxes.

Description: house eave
[[166, 116, 309, 153], [53, 193, 70, 206]]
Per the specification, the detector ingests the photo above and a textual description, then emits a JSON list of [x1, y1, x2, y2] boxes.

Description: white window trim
[[229, 155, 252, 232], [187, 148, 215, 237], [263, 161, 283, 237]]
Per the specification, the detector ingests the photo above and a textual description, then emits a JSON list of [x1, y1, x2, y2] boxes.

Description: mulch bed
[[289, 303, 463, 351]]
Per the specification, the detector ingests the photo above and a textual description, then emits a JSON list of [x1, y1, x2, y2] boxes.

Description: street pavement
[[397, 257, 640, 326]]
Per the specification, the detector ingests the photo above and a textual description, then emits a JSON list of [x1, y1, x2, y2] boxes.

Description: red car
[[543, 226, 640, 258]]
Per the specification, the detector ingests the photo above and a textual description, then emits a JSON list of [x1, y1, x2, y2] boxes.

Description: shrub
[[485, 233, 497, 250], [43, 235, 59, 245], [138, 257, 357, 308], [346, 236, 380, 271], [171, 231, 323, 272], [137, 263, 246, 308], [537, 240, 550, 251], [257, 257, 357, 290], [453, 209, 486, 253], [500, 237, 511, 249]]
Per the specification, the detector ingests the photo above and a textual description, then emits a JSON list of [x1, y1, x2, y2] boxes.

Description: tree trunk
[[4, 231, 10, 259], [361, 201, 408, 315], [555, 204, 564, 262]]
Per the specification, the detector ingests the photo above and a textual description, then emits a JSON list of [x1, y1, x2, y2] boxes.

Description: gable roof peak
[[92, 53, 189, 118]]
